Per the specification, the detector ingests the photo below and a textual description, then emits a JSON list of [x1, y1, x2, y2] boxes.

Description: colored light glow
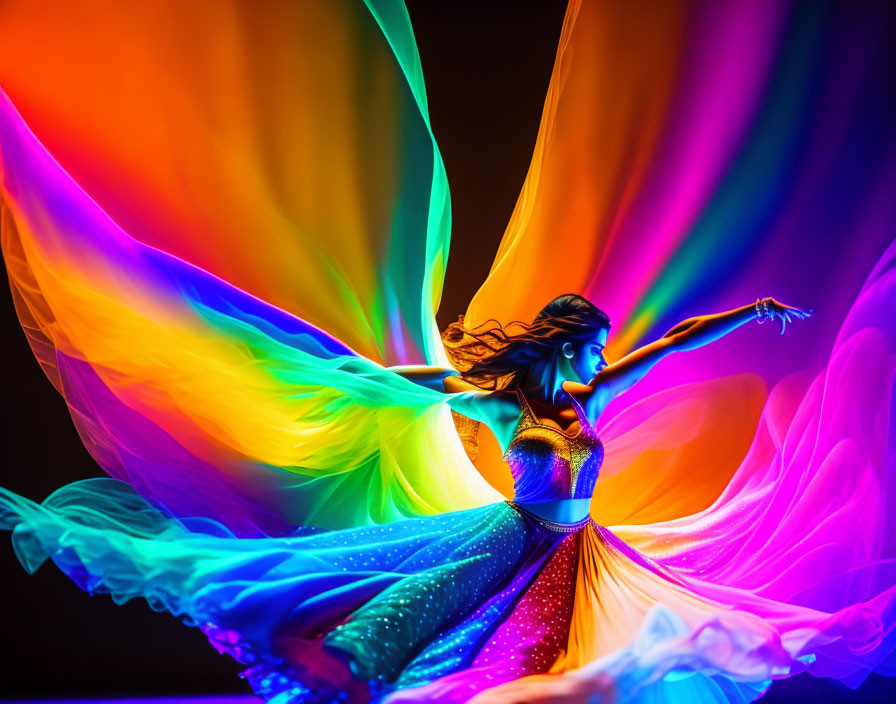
[[0, 0, 893, 700]]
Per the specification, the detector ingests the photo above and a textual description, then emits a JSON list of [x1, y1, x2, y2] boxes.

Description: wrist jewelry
[[755, 297, 774, 324], [753, 298, 765, 325]]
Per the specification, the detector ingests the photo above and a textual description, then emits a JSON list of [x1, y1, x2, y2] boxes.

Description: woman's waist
[[507, 498, 593, 532]]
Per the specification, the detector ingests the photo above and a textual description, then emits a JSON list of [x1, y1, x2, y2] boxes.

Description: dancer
[[1, 1, 894, 702], [1, 294, 825, 704]]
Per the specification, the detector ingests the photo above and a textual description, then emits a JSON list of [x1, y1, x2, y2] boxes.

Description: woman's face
[[563, 327, 609, 383]]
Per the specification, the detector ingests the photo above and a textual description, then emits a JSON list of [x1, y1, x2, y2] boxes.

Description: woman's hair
[[441, 294, 610, 390]]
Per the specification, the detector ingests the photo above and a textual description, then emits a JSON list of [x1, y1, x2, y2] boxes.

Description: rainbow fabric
[[0, 0, 894, 702], [0, 0, 502, 533]]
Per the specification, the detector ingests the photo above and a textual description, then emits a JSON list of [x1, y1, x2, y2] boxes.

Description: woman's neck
[[517, 361, 566, 404]]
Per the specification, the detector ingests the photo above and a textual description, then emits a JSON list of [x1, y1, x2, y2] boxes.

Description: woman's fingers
[[761, 301, 813, 332], [782, 303, 813, 319]]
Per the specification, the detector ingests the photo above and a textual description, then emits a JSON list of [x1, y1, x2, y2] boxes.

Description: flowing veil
[[1, 0, 895, 697], [0, 0, 501, 535]]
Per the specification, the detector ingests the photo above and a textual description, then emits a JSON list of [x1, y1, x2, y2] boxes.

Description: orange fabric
[[465, 0, 687, 333], [0, 0, 419, 362], [553, 524, 720, 670]]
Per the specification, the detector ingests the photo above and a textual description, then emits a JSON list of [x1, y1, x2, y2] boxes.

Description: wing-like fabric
[[458, 0, 896, 689], [0, 0, 449, 367], [461, 0, 896, 677], [0, 0, 500, 534], [464, 0, 896, 528], [1, 0, 895, 695], [614, 240, 896, 612]]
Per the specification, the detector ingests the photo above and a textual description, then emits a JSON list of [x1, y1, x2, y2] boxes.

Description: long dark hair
[[441, 294, 610, 390]]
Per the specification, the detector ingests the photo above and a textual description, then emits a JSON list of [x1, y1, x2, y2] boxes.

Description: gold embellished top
[[503, 385, 604, 502]]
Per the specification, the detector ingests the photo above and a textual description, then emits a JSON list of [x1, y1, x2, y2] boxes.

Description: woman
[[1, 2, 893, 702], [401, 294, 809, 525], [1, 293, 820, 704]]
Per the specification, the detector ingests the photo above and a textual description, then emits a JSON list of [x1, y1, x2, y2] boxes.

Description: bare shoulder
[[560, 380, 592, 395], [560, 379, 611, 426]]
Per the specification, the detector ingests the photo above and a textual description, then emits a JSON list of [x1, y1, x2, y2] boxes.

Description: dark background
[[1, 1, 893, 701]]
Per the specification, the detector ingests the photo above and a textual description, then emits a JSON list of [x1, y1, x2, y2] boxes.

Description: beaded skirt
[[0, 478, 879, 704]]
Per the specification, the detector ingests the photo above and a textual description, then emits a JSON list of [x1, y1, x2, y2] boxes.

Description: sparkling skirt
[[0, 478, 890, 704]]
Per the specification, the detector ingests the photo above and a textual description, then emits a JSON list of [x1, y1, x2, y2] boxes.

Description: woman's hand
[[757, 298, 813, 335]]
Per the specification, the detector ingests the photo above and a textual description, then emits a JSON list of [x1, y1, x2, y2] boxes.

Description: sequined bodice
[[503, 386, 604, 503]]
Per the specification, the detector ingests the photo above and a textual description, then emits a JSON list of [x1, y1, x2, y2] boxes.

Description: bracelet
[[754, 297, 773, 324]]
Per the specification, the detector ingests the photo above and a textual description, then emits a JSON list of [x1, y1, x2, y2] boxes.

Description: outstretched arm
[[387, 365, 460, 392], [388, 365, 521, 443], [568, 298, 811, 421]]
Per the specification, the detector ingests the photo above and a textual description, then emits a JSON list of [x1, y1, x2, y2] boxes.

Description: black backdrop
[[1, 2, 892, 701]]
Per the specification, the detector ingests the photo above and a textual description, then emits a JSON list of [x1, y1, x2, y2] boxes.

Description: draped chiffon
[[0, 1, 894, 702]]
